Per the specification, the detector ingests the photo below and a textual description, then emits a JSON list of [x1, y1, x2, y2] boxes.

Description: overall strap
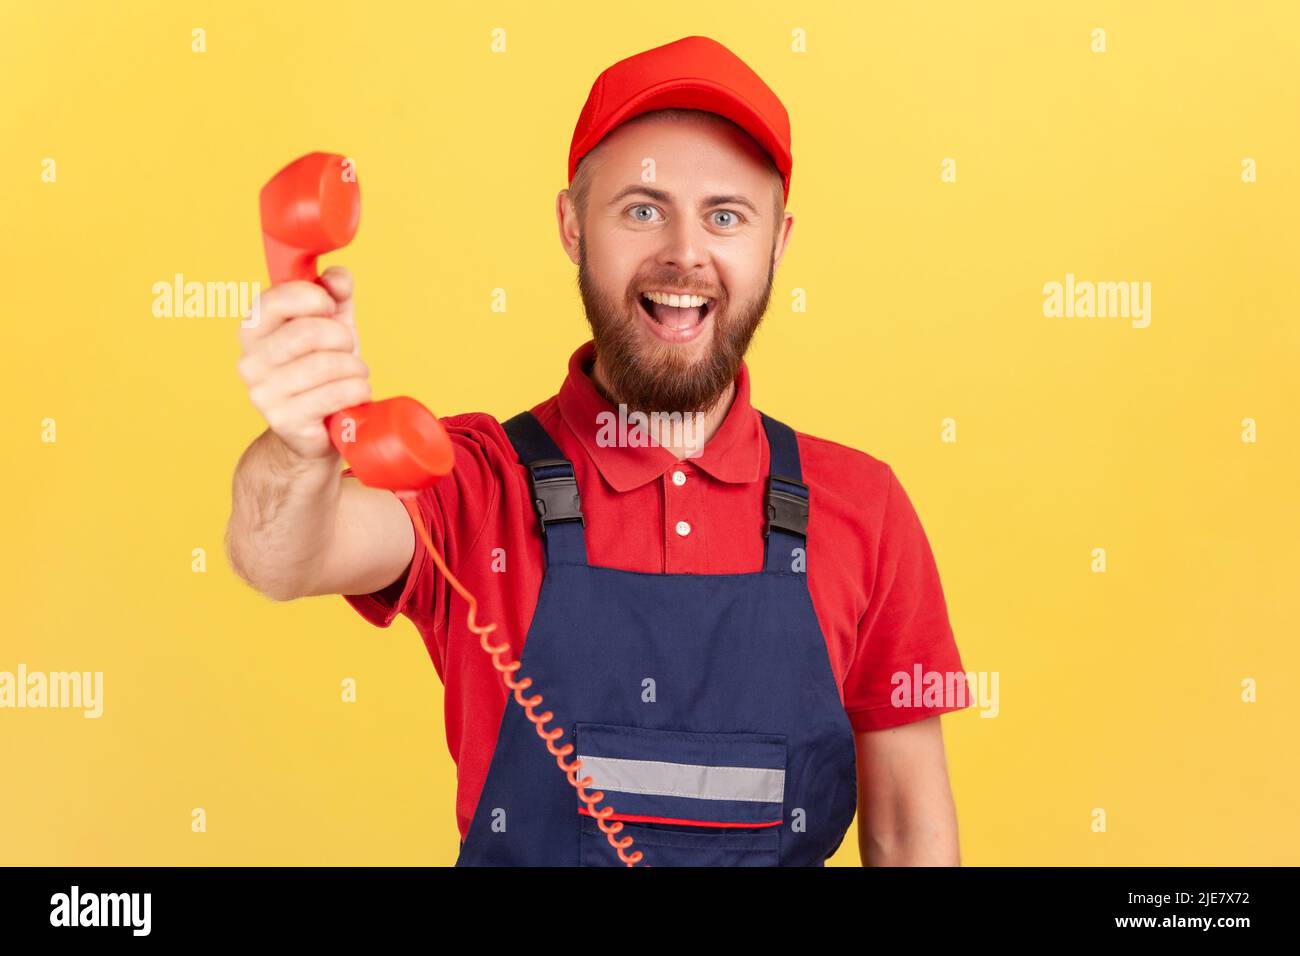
[[501, 411, 590, 567], [759, 412, 810, 574]]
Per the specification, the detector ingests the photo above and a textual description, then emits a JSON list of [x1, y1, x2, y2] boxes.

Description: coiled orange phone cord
[[397, 491, 645, 867]]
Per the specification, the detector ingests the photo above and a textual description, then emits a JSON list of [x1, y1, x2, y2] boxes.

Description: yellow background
[[2, 1, 1296, 865]]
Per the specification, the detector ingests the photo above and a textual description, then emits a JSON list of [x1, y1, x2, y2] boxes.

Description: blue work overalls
[[454, 409, 858, 866]]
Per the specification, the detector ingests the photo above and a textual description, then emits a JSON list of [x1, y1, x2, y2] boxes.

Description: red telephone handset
[[256, 152, 645, 865], [258, 152, 454, 491]]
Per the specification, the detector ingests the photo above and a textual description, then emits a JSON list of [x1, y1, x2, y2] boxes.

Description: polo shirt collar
[[556, 339, 763, 492]]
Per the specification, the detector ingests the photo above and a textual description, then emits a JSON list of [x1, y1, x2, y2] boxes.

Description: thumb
[[319, 266, 359, 355]]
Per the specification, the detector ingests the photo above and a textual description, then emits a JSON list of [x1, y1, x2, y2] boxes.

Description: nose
[[654, 212, 710, 276]]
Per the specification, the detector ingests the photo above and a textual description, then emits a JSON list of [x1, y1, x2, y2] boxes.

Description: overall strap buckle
[[765, 474, 809, 538], [526, 458, 586, 533]]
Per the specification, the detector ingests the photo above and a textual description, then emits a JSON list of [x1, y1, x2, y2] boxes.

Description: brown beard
[[577, 232, 774, 416]]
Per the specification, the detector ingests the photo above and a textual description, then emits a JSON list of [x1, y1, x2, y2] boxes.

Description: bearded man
[[226, 36, 969, 867]]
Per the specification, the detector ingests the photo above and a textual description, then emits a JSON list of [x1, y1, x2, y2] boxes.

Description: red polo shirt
[[343, 339, 969, 842]]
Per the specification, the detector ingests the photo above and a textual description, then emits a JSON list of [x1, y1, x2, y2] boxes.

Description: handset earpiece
[[259, 152, 360, 285]]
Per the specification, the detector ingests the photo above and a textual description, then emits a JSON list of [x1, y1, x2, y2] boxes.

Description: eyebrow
[[606, 184, 760, 216]]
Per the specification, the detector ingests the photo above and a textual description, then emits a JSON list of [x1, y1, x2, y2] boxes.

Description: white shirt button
[[675, 520, 691, 537], [671, 469, 687, 486]]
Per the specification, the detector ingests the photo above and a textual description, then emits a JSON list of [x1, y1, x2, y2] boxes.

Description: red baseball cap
[[568, 35, 792, 204]]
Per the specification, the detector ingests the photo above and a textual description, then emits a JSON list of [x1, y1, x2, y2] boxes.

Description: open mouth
[[637, 291, 714, 330]]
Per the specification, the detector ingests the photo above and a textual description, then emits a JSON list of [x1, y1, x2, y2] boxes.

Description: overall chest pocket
[[573, 722, 787, 867]]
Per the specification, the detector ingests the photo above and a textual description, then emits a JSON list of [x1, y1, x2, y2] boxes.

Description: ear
[[771, 210, 795, 274], [556, 189, 582, 265]]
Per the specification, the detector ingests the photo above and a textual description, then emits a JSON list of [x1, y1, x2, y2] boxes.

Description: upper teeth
[[644, 291, 710, 308]]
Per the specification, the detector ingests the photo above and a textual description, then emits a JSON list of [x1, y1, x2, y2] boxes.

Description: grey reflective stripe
[[577, 755, 785, 804]]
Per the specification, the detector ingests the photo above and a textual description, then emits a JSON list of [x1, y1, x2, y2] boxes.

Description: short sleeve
[[843, 466, 970, 732]]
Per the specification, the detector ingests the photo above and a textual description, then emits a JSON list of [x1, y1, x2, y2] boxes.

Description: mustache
[[631, 281, 720, 299]]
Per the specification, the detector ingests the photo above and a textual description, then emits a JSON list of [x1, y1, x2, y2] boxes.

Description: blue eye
[[711, 209, 742, 228], [629, 204, 661, 222]]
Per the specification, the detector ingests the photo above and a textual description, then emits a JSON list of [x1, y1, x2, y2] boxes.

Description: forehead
[[589, 113, 774, 199]]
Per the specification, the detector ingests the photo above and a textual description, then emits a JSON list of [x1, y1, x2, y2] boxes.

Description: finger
[[319, 266, 359, 356], [277, 376, 374, 426], [268, 350, 370, 402], [237, 316, 356, 386], [238, 280, 337, 346], [240, 317, 357, 381], [318, 266, 352, 303]]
